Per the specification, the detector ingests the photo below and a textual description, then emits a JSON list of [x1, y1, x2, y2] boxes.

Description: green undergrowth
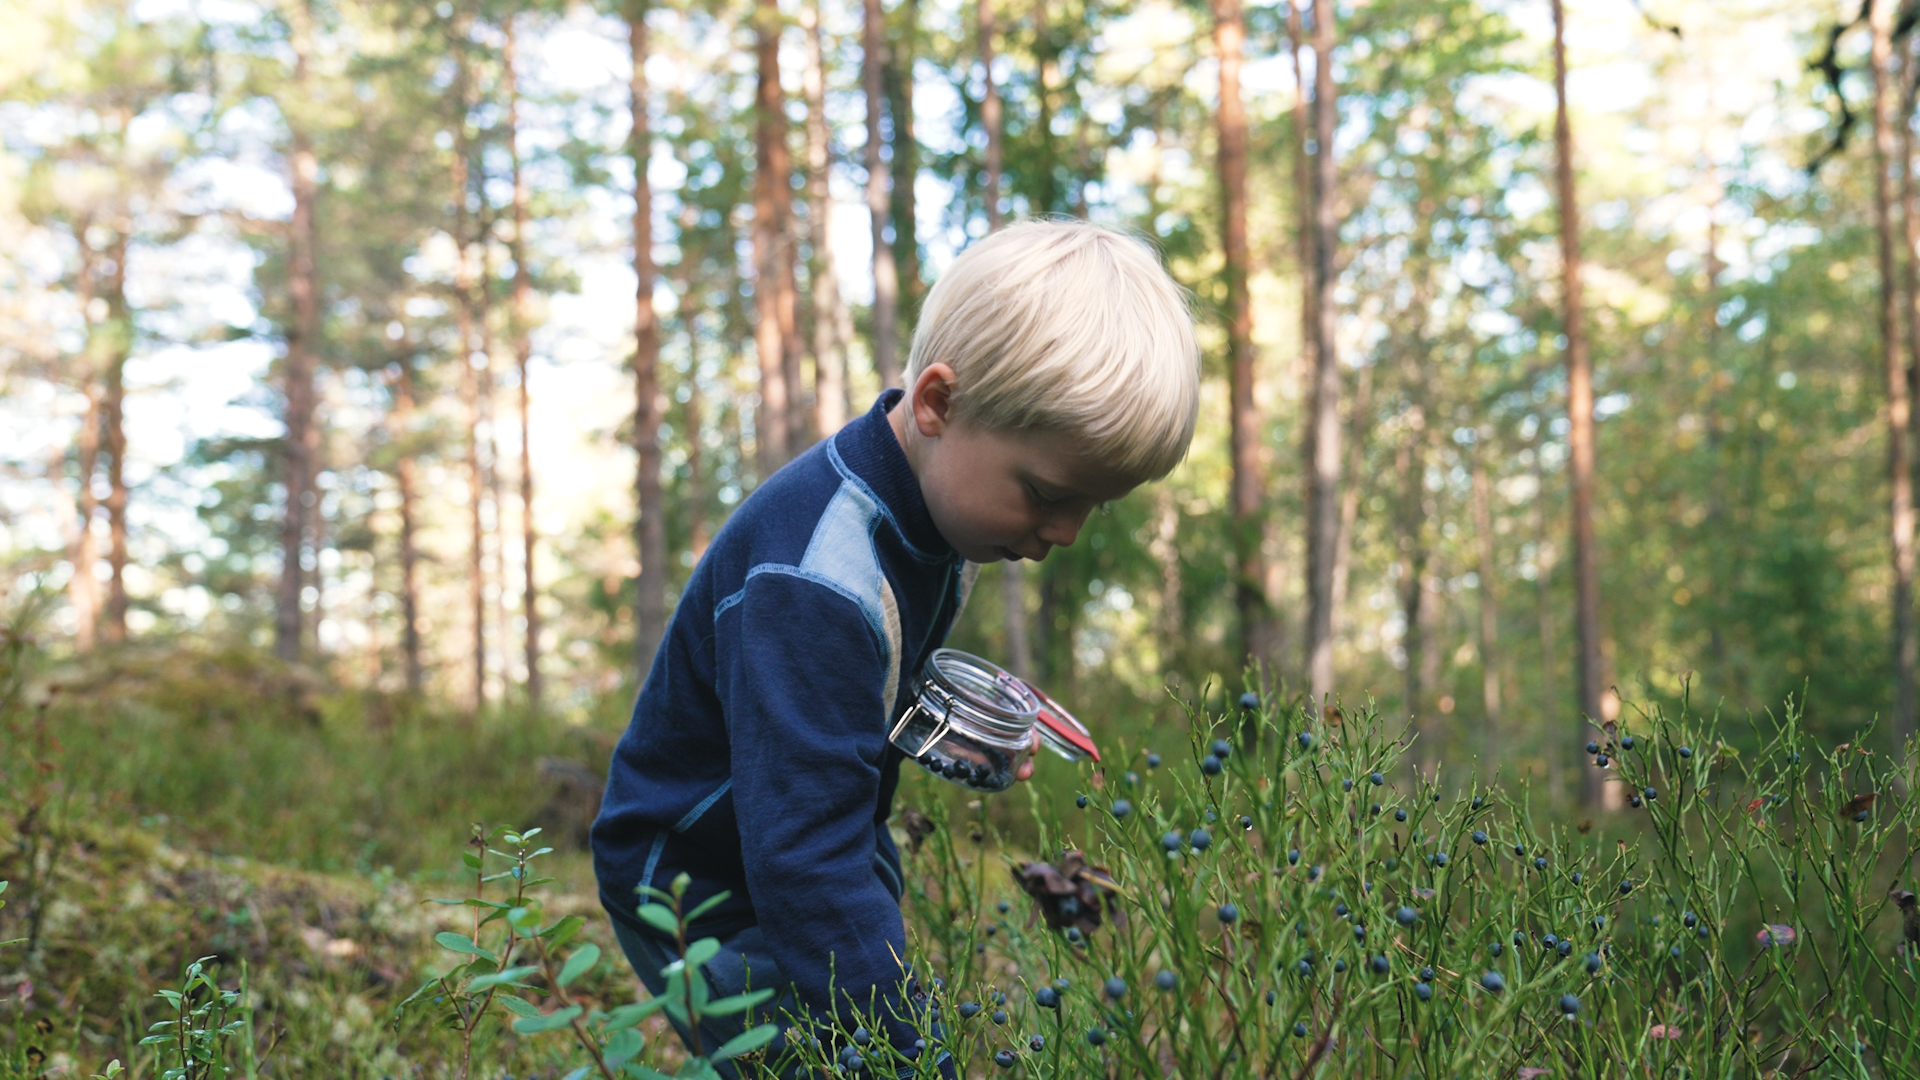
[[3, 628, 1918, 1077]]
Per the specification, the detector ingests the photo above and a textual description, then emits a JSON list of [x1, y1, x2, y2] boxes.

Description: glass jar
[[891, 649, 1040, 792]]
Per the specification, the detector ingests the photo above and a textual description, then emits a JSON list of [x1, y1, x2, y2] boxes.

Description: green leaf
[[603, 1028, 646, 1070], [699, 987, 773, 1018], [682, 938, 720, 969], [684, 890, 733, 922], [496, 995, 543, 1019], [623, 1066, 674, 1080], [467, 965, 542, 992], [434, 932, 499, 963], [462, 851, 484, 870], [600, 997, 668, 1033], [542, 915, 587, 949], [635, 904, 679, 936], [708, 1023, 778, 1063], [510, 1004, 582, 1035], [558, 943, 601, 988]]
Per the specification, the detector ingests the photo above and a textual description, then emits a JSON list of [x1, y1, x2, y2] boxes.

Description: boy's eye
[[1025, 483, 1058, 506]]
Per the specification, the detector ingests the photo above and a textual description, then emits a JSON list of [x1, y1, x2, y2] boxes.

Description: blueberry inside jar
[[890, 649, 1040, 792]]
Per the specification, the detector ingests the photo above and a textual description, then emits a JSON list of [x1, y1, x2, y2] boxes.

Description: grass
[[1, 628, 1916, 1078]]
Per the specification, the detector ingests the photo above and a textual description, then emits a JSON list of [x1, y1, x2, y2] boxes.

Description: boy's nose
[[1037, 509, 1091, 549]]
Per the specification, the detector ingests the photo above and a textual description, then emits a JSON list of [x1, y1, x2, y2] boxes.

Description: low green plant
[[849, 689, 1919, 1077], [137, 956, 255, 1080], [397, 825, 779, 1079]]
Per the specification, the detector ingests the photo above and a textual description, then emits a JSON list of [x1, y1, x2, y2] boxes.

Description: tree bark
[[1331, 358, 1368, 618], [885, 0, 923, 324], [102, 229, 131, 644], [1304, 0, 1341, 707], [1285, 0, 1313, 400], [1214, 0, 1273, 703], [862, 0, 901, 388], [632, 0, 668, 679], [980, 0, 1030, 680], [754, 0, 793, 476], [392, 348, 424, 696], [981, 0, 1003, 231], [1530, 429, 1561, 799], [1550, 0, 1611, 805], [802, 0, 851, 437], [1471, 437, 1503, 732], [451, 38, 487, 711], [506, 18, 542, 710], [67, 371, 101, 652], [1396, 403, 1429, 734], [275, 0, 320, 664], [1872, 0, 1918, 757], [681, 272, 710, 562]]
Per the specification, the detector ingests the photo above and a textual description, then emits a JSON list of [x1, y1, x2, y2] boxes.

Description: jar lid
[[924, 649, 1038, 742], [1023, 681, 1100, 762]]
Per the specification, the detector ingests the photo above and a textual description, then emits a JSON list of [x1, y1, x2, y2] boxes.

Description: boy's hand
[[1014, 729, 1042, 782]]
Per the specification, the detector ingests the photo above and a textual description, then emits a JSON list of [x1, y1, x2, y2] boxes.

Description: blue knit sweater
[[592, 389, 975, 1044]]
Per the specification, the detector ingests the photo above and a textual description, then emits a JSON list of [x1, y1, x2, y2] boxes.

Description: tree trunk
[[1303, 0, 1341, 708], [1530, 430, 1561, 798], [67, 378, 101, 652], [1471, 437, 1503, 733], [981, 0, 1004, 231], [979, 0, 1030, 679], [507, 18, 542, 710], [1872, 0, 1918, 758], [886, 0, 923, 324], [632, 0, 668, 679], [862, 0, 901, 388], [102, 230, 131, 644], [1550, 0, 1611, 805], [681, 275, 710, 562], [1034, 0, 1060, 212], [1151, 488, 1183, 676], [392, 349, 424, 696], [276, 0, 320, 663], [1215, 0, 1274, 708], [1331, 359, 1368, 618], [802, 0, 850, 437], [1397, 404, 1429, 735], [451, 45, 487, 712], [1285, 0, 1313, 401], [754, 0, 793, 476]]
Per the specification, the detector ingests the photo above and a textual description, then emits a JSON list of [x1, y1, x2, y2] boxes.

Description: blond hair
[[905, 219, 1201, 480]]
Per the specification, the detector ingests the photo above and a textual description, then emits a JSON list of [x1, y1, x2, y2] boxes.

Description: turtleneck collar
[[832, 389, 955, 561]]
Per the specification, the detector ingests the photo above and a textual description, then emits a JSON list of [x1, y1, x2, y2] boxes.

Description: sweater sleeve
[[714, 568, 928, 1053]]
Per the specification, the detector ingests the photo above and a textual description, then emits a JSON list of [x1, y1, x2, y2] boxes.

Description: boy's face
[[891, 365, 1144, 563]]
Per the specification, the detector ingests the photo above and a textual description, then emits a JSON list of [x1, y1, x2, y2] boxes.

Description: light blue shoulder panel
[[798, 482, 904, 712]]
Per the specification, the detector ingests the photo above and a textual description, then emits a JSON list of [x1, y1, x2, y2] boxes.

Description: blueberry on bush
[[1534, 856, 1549, 871], [1162, 831, 1183, 852], [1110, 799, 1131, 818], [1086, 1027, 1106, 1047], [1155, 970, 1177, 992], [1217, 903, 1239, 924], [1415, 982, 1433, 1002], [1370, 954, 1390, 974], [1472, 830, 1489, 846], [1200, 755, 1223, 776], [1584, 952, 1602, 974], [1239, 691, 1260, 711], [1298, 731, 1314, 750], [1076, 795, 1088, 809], [1480, 971, 1506, 992], [1370, 771, 1385, 786], [1211, 738, 1233, 759], [1621, 735, 1635, 749], [994, 1050, 1017, 1069], [1432, 852, 1449, 867], [1034, 987, 1059, 1009], [1395, 905, 1419, 926], [1288, 848, 1301, 865], [1028, 1035, 1046, 1051], [991, 1009, 1007, 1025], [853, 1027, 871, 1045], [1293, 1022, 1309, 1038], [1559, 993, 1580, 1016], [1190, 828, 1213, 851], [1586, 741, 1600, 755], [1677, 745, 1693, 758], [958, 1001, 981, 1019], [1145, 752, 1161, 769], [1394, 808, 1408, 822], [1104, 976, 1126, 1000]]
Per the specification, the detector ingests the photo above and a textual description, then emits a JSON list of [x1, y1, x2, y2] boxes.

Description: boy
[[591, 219, 1200, 1076]]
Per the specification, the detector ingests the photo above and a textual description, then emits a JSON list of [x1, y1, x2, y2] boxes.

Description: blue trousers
[[609, 919, 946, 1079]]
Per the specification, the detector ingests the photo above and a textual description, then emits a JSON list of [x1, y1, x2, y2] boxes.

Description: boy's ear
[[909, 362, 959, 437]]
